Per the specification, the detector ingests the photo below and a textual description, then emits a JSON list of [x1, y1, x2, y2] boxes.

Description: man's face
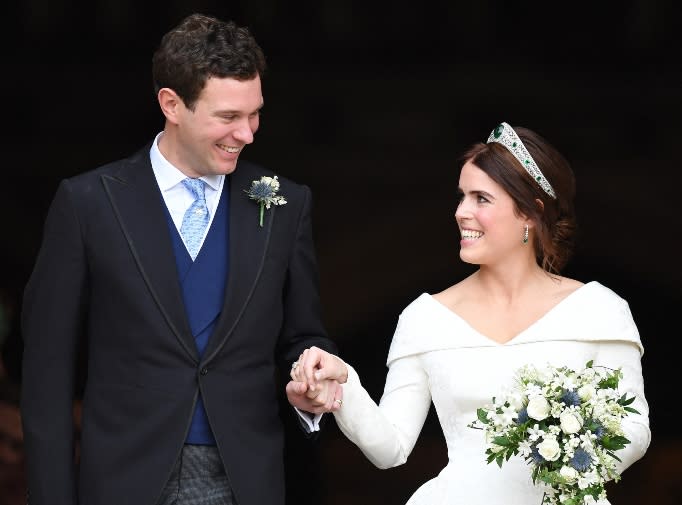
[[170, 75, 263, 178]]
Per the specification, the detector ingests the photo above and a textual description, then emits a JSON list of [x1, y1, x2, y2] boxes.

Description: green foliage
[[601, 435, 630, 451]]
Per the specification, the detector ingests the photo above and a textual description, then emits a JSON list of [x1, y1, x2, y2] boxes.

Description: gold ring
[[334, 399, 343, 406]]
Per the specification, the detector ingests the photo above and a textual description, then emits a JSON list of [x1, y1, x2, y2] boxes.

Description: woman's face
[[455, 161, 530, 266]]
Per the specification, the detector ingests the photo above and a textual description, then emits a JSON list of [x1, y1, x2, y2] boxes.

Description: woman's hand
[[287, 346, 349, 413], [290, 346, 349, 386]]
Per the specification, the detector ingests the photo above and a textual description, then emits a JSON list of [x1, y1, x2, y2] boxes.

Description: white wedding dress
[[334, 282, 651, 504]]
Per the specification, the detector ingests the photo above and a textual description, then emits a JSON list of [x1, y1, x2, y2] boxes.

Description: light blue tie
[[180, 178, 210, 260]]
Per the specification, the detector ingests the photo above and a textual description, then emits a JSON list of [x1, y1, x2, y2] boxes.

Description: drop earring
[[522, 224, 529, 244]]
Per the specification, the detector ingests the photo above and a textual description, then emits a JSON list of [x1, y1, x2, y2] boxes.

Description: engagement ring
[[334, 399, 343, 406], [291, 361, 299, 370]]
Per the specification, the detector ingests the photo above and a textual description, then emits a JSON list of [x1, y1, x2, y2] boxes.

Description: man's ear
[[157, 87, 183, 124]]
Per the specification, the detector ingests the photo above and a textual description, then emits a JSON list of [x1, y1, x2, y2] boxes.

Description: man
[[21, 13, 339, 505]]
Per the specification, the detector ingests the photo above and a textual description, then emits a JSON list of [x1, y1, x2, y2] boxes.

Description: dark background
[[1, 1, 680, 504]]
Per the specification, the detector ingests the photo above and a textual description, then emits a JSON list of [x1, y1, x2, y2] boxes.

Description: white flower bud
[[490, 443, 506, 454]]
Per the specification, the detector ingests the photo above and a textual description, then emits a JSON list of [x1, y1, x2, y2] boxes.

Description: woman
[[291, 122, 651, 504]]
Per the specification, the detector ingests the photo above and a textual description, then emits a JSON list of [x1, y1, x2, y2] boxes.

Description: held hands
[[286, 346, 349, 414]]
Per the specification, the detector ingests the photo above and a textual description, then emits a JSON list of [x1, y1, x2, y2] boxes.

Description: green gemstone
[[536, 176, 541, 181], [525, 159, 530, 164], [493, 125, 504, 138], [512, 142, 517, 147]]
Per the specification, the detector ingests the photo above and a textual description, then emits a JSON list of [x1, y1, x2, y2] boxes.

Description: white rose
[[577, 384, 596, 401], [560, 465, 579, 483], [527, 396, 551, 421], [537, 437, 561, 461], [560, 410, 583, 434]]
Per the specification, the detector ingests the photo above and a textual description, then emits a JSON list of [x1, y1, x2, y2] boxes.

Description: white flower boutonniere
[[245, 175, 287, 227]]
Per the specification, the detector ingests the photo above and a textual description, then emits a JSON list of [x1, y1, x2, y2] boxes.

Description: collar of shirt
[[149, 131, 225, 232]]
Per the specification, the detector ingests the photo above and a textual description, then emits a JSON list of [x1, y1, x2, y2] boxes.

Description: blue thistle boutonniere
[[245, 175, 287, 227]]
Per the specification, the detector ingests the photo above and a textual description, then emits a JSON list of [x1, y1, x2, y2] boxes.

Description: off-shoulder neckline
[[422, 281, 598, 346]]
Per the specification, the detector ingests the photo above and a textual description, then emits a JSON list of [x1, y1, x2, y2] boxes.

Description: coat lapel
[[101, 149, 198, 361], [202, 166, 273, 362]]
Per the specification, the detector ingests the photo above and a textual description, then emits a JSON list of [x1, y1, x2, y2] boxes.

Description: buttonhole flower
[[245, 175, 287, 227]]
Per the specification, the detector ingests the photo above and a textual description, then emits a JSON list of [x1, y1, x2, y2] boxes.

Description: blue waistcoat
[[165, 180, 230, 445]]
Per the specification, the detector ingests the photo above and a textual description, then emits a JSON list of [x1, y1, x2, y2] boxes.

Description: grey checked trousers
[[156, 445, 235, 505]]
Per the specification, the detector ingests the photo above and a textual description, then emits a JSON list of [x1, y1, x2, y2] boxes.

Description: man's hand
[[287, 346, 349, 414], [285, 379, 343, 414]]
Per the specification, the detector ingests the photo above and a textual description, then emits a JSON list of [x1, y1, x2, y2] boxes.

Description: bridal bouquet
[[470, 361, 639, 505]]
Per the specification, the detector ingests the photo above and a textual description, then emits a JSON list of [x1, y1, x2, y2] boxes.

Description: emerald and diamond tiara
[[486, 122, 556, 199]]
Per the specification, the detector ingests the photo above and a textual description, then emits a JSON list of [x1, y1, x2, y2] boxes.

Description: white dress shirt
[[149, 132, 224, 256]]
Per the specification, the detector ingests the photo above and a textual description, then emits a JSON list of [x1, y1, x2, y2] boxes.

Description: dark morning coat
[[20, 144, 336, 505]]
